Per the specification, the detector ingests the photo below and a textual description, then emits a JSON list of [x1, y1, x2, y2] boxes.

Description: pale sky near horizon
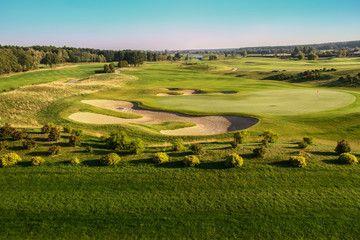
[[1, 0, 360, 50]]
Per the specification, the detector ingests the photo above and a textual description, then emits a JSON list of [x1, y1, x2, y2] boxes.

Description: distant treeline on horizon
[[0, 40, 359, 75]]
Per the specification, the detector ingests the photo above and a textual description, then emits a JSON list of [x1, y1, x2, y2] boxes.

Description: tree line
[[0, 45, 176, 75]]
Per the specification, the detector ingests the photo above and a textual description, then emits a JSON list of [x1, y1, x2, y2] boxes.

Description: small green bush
[[335, 140, 351, 154], [22, 138, 37, 150], [303, 136, 314, 145], [225, 153, 244, 168], [190, 143, 205, 155], [106, 131, 129, 151], [0, 152, 22, 168], [31, 156, 45, 166], [12, 129, 27, 140], [298, 140, 308, 149], [153, 152, 169, 164], [260, 130, 279, 144], [69, 134, 81, 147], [233, 130, 249, 144], [70, 157, 80, 165], [128, 138, 145, 154], [0, 141, 9, 151], [338, 153, 358, 165], [71, 128, 83, 136], [0, 123, 16, 137], [85, 146, 93, 153], [289, 156, 306, 168], [100, 153, 121, 166], [253, 146, 267, 158], [230, 140, 239, 148], [184, 155, 200, 167], [63, 124, 72, 133], [48, 145, 61, 155], [172, 138, 185, 152], [41, 123, 55, 134], [48, 127, 61, 141]]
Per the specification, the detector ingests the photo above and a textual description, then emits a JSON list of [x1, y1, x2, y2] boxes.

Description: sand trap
[[157, 89, 236, 96], [67, 79, 82, 84], [232, 67, 239, 71], [68, 100, 258, 135]]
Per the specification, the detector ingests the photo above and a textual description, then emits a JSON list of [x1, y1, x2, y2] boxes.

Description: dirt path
[[68, 100, 258, 135]]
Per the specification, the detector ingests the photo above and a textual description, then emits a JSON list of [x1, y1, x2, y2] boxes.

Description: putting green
[[151, 89, 356, 115]]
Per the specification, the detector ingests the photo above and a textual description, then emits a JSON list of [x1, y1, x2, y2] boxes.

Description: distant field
[[0, 63, 104, 91]]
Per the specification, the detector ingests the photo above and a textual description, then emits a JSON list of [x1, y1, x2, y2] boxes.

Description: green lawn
[[1, 57, 360, 239]]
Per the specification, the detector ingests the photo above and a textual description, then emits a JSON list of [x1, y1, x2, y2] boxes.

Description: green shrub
[[48, 127, 61, 141], [69, 133, 81, 147], [338, 153, 358, 165], [335, 140, 351, 154], [41, 123, 55, 134], [106, 131, 129, 151], [0, 123, 16, 137], [0, 152, 22, 168], [70, 157, 80, 165], [71, 128, 83, 136], [298, 140, 308, 149], [85, 146, 93, 153], [153, 152, 169, 164], [225, 153, 244, 168], [172, 138, 185, 151], [0, 141, 9, 151], [31, 156, 45, 166], [128, 138, 145, 154], [260, 130, 279, 144], [303, 136, 314, 145], [184, 155, 200, 167], [289, 156, 306, 168], [48, 145, 61, 155], [253, 146, 267, 158], [63, 124, 72, 133], [118, 60, 128, 68], [12, 129, 27, 140], [230, 140, 239, 148], [233, 130, 249, 144], [100, 153, 121, 166], [190, 143, 205, 155], [22, 138, 37, 150]]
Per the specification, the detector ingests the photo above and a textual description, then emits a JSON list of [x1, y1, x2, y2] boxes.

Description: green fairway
[[151, 89, 356, 115], [0, 63, 104, 91]]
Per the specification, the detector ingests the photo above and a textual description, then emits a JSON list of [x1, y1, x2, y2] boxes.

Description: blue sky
[[1, 0, 359, 50]]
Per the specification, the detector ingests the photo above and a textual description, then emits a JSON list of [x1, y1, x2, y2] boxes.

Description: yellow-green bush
[[172, 138, 185, 152], [100, 153, 121, 166], [338, 153, 358, 165], [48, 145, 61, 155], [153, 152, 169, 164], [225, 153, 244, 168], [31, 156, 45, 166], [70, 157, 80, 165], [289, 156, 306, 168], [0, 152, 22, 168], [184, 155, 200, 167]]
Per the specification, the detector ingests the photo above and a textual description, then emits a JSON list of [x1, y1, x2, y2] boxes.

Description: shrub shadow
[[197, 161, 227, 170], [130, 158, 152, 164], [81, 159, 101, 167], [322, 159, 343, 165], [155, 161, 184, 169], [311, 151, 336, 157], [17, 161, 32, 167], [269, 160, 293, 168], [26, 151, 49, 157]]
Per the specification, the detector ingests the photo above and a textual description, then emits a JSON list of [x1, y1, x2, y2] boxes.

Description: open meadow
[[1, 57, 360, 239]]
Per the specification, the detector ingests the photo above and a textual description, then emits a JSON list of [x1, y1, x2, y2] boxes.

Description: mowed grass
[[152, 89, 356, 115], [1, 130, 360, 239], [0, 63, 104, 91]]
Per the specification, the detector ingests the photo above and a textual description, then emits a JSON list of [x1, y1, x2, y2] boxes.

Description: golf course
[[1, 55, 360, 239]]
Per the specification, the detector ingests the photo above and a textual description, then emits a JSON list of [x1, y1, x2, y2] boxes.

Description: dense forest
[[0, 45, 168, 75]]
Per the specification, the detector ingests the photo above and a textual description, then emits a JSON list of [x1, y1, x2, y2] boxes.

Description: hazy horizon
[[1, 0, 360, 50]]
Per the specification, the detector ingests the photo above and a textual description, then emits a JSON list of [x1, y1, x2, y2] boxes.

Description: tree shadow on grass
[[168, 152, 189, 158], [17, 161, 32, 167], [322, 159, 344, 165], [26, 151, 49, 157], [81, 159, 102, 167], [311, 151, 337, 157], [269, 160, 293, 168], [155, 161, 184, 169], [8, 146, 24, 151], [129, 158, 153, 165], [197, 161, 227, 170]]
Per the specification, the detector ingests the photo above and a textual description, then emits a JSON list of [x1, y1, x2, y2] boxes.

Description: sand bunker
[[68, 100, 258, 135], [156, 89, 236, 96]]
